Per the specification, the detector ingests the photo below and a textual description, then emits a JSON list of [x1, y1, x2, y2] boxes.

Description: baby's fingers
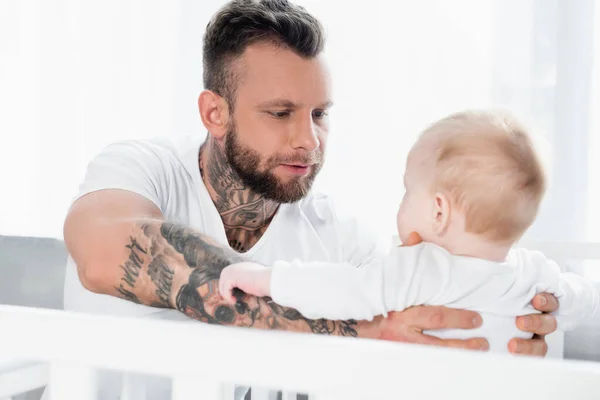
[[223, 284, 237, 305], [219, 273, 237, 305]]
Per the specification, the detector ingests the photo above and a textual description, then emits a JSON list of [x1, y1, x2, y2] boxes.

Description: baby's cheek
[[398, 226, 412, 245], [396, 209, 411, 244]]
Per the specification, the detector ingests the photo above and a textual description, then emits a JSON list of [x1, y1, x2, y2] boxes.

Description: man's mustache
[[274, 151, 324, 166]]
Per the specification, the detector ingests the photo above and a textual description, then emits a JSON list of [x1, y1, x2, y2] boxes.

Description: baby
[[219, 109, 599, 352]]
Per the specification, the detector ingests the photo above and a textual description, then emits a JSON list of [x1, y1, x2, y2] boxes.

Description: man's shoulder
[[99, 135, 190, 160], [94, 134, 203, 177]]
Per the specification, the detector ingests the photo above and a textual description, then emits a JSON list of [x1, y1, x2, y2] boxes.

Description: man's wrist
[[353, 316, 384, 340]]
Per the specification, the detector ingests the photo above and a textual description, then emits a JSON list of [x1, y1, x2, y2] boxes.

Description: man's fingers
[[399, 306, 483, 330], [408, 329, 489, 351], [532, 293, 559, 313], [508, 337, 548, 357], [516, 313, 557, 335], [402, 232, 423, 247]]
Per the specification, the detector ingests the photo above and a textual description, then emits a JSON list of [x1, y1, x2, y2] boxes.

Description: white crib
[[1, 240, 599, 400]]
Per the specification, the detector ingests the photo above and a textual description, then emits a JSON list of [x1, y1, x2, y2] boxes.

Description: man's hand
[[370, 231, 487, 350], [374, 306, 489, 350], [509, 293, 559, 356]]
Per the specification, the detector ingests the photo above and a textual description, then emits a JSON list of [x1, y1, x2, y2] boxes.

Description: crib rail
[[1, 305, 600, 400], [516, 240, 600, 267], [390, 235, 600, 265]]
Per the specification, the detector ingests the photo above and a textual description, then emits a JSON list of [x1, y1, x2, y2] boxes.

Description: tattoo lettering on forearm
[[114, 237, 148, 304], [120, 237, 146, 286], [115, 285, 141, 304], [147, 256, 174, 307]]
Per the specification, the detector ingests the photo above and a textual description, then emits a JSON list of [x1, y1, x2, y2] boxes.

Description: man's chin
[[265, 182, 313, 203]]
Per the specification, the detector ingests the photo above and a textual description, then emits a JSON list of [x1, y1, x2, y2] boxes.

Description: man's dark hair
[[203, 0, 325, 107]]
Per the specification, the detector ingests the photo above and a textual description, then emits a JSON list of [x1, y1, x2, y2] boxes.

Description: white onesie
[[270, 242, 599, 352]]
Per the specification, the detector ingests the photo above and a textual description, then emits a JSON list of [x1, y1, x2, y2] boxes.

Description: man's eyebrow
[[318, 101, 334, 109], [256, 100, 334, 109], [257, 99, 298, 109]]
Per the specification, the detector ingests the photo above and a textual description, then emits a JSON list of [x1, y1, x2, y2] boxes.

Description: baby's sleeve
[[520, 250, 599, 331], [553, 272, 599, 331], [269, 243, 453, 321], [269, 258, 388, 321]]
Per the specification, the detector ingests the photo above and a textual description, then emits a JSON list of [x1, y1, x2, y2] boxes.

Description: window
[[0, 0, 597, 244]]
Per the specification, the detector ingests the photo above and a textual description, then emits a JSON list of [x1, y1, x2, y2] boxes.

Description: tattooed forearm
[[115, 285, 141, 304], [114, 237, 147, 304], [157, 222, 359, 335], [120, 238, 146, 286], [112, 220, 363, 337], [147, 256, 174, 307], [266, 301, 358, 337]]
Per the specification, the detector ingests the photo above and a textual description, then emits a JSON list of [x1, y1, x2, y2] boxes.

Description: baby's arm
[[552, 272, 598, 330], [515, 249, 599, 331], [219, 240, 451, 321], [219, 257, 393, 320]]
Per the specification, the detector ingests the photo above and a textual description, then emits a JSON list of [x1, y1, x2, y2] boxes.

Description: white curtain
[[0, 0, 598, 243]]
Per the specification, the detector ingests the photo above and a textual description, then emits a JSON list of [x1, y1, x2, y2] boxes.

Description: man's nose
[[290, 114, 320, 152]]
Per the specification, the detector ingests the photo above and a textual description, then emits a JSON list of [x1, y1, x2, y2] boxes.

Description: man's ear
[[198, 90, 230, 140], [432, 192, 451, 236]]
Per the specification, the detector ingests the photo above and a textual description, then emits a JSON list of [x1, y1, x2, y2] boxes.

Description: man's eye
[[269, 111, 290, 118], [312, 110, 329, 119]]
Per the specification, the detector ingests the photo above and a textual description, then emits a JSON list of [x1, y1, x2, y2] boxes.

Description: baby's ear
[[432, 192, 451, 235], [401, 231, 423, 247]]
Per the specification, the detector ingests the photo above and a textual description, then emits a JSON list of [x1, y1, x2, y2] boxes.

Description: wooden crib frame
[[1, 240, 599, 400]]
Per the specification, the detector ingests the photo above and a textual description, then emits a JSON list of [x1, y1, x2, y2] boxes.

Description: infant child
[[219, 109, 599, 353]]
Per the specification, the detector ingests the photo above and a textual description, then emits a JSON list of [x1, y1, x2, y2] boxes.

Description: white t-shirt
[[271, 243, 599, 352], [61, 134, 386, 400]]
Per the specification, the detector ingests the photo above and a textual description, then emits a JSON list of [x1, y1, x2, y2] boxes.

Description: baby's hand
[[219, 262, 273, 304]]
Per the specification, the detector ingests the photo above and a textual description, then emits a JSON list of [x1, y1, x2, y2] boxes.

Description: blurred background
[[0, 0, 599, 371], [0, 0, 598, 244]]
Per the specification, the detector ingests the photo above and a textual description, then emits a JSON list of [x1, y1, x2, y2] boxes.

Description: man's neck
[[199, 138, 279, 252]]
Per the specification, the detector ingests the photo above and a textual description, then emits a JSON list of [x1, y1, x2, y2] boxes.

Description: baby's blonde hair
[[418, 109, 546, 243]]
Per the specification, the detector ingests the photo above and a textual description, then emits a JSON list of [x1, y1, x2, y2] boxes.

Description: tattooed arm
[[64, 189, 383, 338]]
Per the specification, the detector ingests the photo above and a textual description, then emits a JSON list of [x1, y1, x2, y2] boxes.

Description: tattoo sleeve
[[111, 220, 364, 337]]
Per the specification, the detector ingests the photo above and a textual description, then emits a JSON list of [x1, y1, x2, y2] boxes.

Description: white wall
[[0, 0, 598, 242]]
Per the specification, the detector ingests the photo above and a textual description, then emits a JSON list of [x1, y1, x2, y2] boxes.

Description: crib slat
[[250, 387, 279, 400], [172, 376, 224, 400], [312, 388, 350, 400], [120, 372, 148, 400], [0, 362, 49, 398], [281, 391, 298, 400], [221, 383, 236, 400], [249, 387, 267, 400], [48, 363, 97, 400]]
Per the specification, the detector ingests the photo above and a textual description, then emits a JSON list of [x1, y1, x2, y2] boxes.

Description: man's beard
[[224, 126, 323, 204]]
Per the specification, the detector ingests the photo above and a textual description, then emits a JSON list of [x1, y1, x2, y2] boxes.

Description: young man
[[62, 0, 558, 398]]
